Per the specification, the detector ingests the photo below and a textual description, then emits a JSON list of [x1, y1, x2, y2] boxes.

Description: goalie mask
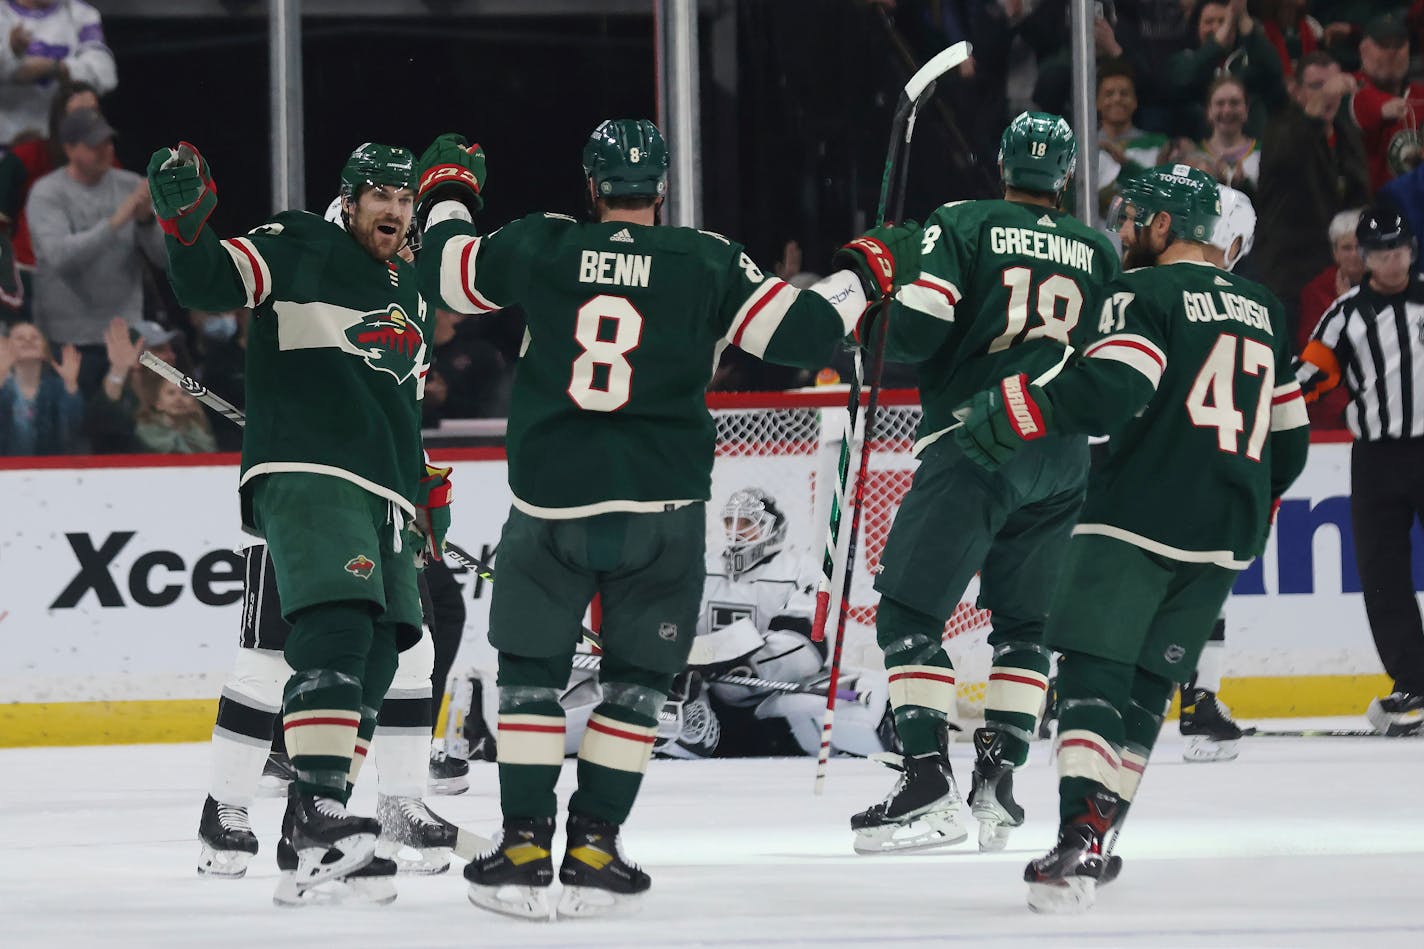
[[721, 488, 788, 579]]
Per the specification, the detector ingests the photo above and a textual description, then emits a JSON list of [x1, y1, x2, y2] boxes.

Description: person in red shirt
[[1298, 207, 1365, 431], [1350, 13, 1424, 194]]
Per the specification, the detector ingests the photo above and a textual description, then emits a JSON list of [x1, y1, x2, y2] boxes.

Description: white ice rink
[[3, 720, 1421, 949]]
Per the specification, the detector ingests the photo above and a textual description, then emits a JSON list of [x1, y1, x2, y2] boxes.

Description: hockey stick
[[139, 351, 247, 428], [568, 651, 863, 702], [812, 41, 971, 795], [1248, 727, 1402, 738]]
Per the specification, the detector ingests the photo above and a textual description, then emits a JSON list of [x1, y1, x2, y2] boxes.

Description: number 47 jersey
[[420, 213, 851, 517]]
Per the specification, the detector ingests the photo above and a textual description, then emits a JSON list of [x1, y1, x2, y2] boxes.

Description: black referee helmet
[[1356, 205, 1416, 255]]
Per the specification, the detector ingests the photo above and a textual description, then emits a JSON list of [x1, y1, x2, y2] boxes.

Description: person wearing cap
[[1297, 205, 1424, 736], [25, 106, 161, 399], [0, 0, 116, 147], [1350, 12, 1424, 193]]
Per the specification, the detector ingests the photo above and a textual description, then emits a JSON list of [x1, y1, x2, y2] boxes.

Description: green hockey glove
[[416, 133, 486, 229], [832, 221, 922, 299], [147, 142, 217, 245], [952, 373, 1053, 470], [411, 463, 453, 568]]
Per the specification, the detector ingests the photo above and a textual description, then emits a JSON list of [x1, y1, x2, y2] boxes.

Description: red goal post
[[707, 388, 993, 721]]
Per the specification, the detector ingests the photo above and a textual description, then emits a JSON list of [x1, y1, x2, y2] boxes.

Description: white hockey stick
[[138, 351, 247, 428]]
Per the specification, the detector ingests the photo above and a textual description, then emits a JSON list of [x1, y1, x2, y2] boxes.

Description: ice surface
[[3, 718, 1421, 948]]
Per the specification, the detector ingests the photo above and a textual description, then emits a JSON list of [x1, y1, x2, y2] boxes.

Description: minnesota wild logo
[[345, 554, 376, 580], [345, 304, 425, 383]]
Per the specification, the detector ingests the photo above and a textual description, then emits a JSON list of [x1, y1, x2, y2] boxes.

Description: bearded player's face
[[347, 184, 414, 261], [1121, 206, 1168, 270]]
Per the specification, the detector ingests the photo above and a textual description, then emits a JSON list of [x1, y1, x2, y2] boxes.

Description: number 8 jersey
[[881, 199, 1121, 455], [421, 213, 851, 517]]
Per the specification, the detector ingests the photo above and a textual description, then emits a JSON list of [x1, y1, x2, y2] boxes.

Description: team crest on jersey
[[345, 555, 376, 580], [1164, 644, 1186, 663], [344, 304, 425, 383], [658, 622, 679, 642]]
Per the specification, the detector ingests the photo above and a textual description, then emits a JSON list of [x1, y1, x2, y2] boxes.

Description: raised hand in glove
[[146, 142, 217, 245], [832, 220, 923, 300], [416, 133, 486, 227], [952, 373, 1053, 470], [411, 463, 453, 567]]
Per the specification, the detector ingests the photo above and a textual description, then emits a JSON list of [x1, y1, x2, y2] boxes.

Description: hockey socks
[[983, 639, 1052, 767], [1052, 653, 1132, 825], [570, 660, 669, 825], [876, 596, 956, 756], [495, 653, 568, 821]]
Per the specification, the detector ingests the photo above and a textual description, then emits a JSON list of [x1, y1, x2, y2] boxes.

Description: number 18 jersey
[[421, 213, 849, 517]]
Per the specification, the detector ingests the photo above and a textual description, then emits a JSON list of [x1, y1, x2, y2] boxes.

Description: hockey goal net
[[708, 389, 992, 722]]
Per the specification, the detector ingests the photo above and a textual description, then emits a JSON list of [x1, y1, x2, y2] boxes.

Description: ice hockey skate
[[255, 749, 297, 797], [1366, 691, 1424, 737], [376, 793, 459, 874], [273, 834, 396, 906], [196, 795, 258, 878], [274, 789, 380, 901], [557, 812, 651, 919], [428, 746, 470, 795], [1025, 791, 1120, 915], [465, 816, 555, 921], [1180, 687, 1254, 761], [967, 728, 1024, 851], [851, 750, 968, 854]]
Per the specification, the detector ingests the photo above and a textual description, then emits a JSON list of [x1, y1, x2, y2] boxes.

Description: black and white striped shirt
[[1299, 276, 1424, 440]]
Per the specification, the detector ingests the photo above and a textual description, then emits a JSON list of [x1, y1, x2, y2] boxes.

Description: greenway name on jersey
[[165, 210, 431, 524]]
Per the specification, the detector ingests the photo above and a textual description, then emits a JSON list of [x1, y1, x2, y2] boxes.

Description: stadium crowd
[[3, 0, 1422, 455]]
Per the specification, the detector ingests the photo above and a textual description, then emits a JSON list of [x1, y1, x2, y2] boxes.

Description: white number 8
[[920, 224, 942, 255], [629, 146, 642, 163], [569, 295, 644, 412]]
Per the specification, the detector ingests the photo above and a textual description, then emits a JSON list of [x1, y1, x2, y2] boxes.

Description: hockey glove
[[832, 221, 922, 300], [951, 373, 1053, 470], [147, 142, 217, 246], [412, 463, 453, 568], [416, 133, 486, 230]]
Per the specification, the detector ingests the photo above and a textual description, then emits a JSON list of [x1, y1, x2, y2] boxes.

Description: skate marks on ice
[[1, 725, 1423, 949]]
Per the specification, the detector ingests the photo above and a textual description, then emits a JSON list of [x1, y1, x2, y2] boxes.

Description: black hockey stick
[[813, 40, 971, 794]]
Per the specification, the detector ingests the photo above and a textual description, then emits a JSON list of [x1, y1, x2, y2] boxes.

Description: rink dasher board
[[0, 440, 1402, 745]]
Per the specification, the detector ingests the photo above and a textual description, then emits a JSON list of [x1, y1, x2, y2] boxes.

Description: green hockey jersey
[[881, 199, 1121, 453], [163, 211, 430, 526], [421, 213, 849, 517], [1048, 259, 1310, 567]]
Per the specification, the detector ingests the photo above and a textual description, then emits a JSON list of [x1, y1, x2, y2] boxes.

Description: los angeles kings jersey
[[882, 199, 1121, 453], [422, 214, 849, 517], [164, 211, 430, 524], [1049, 260, 1310, 567]]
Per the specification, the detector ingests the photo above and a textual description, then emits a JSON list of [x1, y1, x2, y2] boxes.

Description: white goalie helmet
[[720, 487, 788, 579], [1210, 185, 1256, 272]]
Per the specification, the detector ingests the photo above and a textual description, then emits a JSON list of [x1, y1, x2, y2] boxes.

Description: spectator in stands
[[1029, 4, 1163, 127], [0, 1, 115, 146], [1259, 0, 1320, 78], [1197, 75, 1261, 194], [87, 316, 186, 453], [1350, 13, 1424, 194], [134, 376, 215, 455], [0, 144, 23, 323], [1099, 62, 1169, 175], [424, 306, 510, 425], [27, 107, 164, 399], [0, 319, 80, 454], [1168, 0, 1287, 137], [188, 308, 245, 451], [1256, 50, 1370, 333], [1298, 207, 1365, 430]]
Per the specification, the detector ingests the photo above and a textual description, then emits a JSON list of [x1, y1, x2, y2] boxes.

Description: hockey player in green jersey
[[952, 165, 1309, 913], [147, 139, 471, 903], [415, 118, 917, 920], [847, 112, 1121, 857]]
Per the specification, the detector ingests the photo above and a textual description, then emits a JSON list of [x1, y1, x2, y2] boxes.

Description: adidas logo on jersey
[[610, 228, 635, 244], [1214, 276, 1231, 286], [1037, 215, 1056, 228]]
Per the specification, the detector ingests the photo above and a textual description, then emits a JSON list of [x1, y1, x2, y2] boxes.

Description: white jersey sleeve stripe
[[895, 276, 960, 323], [221, 238, 272, 308], [1271, 382, 1309, 431], [439, 234, 500, 314], [1083, 336, 1166, 390], [728, 278, 798, 358]]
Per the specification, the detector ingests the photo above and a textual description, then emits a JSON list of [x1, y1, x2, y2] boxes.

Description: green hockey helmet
[[582, 119, 669, 198], [998, 111, 1077, 194], [339, 142, 417, 200], [1109, 164, 1222, 244]]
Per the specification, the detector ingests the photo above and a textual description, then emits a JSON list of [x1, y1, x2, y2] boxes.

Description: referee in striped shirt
[[1296, 205, 1424, 735]]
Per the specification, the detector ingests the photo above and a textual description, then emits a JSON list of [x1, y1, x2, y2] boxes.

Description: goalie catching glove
[[416, 133, 486, 232], [411, 463, 453, 567], [952, 373, 1053, 470], [146, 142, 217, 245]]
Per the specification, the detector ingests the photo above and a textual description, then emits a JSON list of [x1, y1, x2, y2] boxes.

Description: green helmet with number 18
[[582, 119, 669, 198], [998, 111, 1077, 195]]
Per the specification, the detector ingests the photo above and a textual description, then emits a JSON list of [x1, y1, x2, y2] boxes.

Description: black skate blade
[[467, 882, 552, 921], [556, 884, 646, 919]]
